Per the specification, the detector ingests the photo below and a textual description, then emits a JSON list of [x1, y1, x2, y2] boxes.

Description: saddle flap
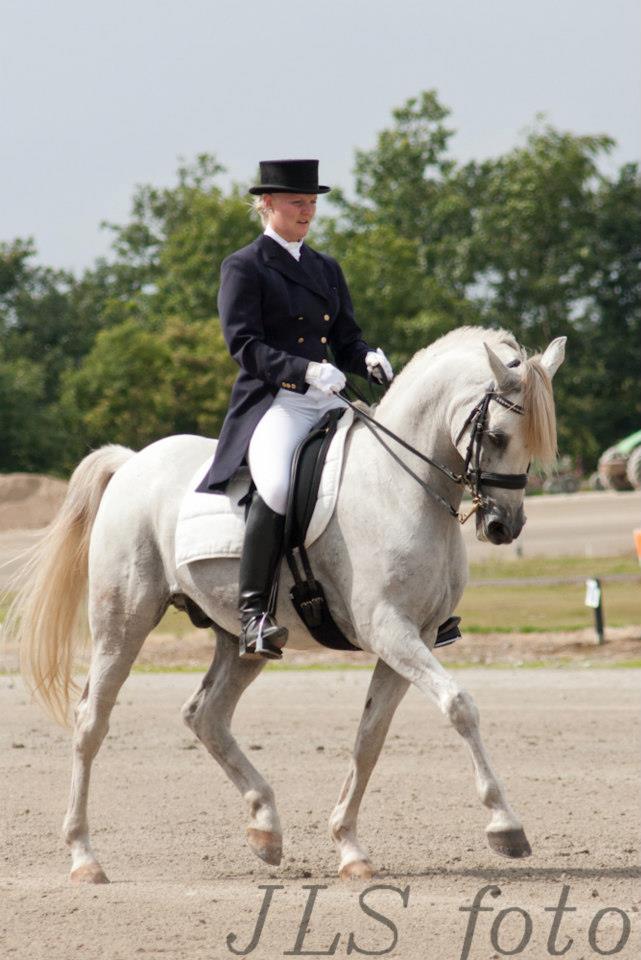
[[285, 408, 346, 550]]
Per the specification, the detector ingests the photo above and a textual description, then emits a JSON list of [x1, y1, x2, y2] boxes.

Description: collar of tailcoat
[[259, 235, 330, 302]]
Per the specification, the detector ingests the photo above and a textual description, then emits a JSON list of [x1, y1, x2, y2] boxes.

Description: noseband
[[340, 387, 528, 524]]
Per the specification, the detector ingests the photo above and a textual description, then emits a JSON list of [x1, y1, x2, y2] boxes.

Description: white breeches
[[248, 386, 347, 515]]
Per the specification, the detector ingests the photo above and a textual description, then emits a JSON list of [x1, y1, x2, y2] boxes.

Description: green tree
[[449, 125, 639, 465], [317, 91, 479, 364], [0, 346, 61, 472], [59, 321, 175, 453], [161, 313, 237, 437], [563, 163, 641, 465], [0, 240, 93, 401]]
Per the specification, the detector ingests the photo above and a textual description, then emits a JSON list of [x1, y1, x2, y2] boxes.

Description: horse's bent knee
[[181, 687, 215, 737], [183, 702, 230, 756], [181, 695, 201, 733], [445, 689, 479, 735]]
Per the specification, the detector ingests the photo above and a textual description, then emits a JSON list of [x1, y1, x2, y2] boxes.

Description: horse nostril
[[487, 519, 510, 543]]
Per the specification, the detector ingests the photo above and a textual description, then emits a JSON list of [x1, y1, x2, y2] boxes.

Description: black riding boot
[[238, 493, 288, 660]]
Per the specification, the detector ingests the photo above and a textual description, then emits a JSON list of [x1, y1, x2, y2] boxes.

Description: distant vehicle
[[596, 430, 641, 491]]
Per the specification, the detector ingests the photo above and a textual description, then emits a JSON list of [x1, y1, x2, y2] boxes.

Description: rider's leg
[[238, 390, 330, 659], [237, 491, 288, 659], [248, 387, 347, 513]]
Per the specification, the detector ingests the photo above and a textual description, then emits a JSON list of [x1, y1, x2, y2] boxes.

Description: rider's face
[[265, 193, 317, 242]]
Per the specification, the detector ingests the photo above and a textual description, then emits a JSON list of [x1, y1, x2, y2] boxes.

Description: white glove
[[305, 361, 346, 395], [365, 348, 394, 384]]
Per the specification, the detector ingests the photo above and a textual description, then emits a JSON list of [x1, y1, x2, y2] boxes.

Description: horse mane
[[386, 325, 558, 465], [520, 354, 557, 465]]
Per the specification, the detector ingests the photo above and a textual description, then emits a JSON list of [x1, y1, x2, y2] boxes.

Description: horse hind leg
[[63, 586, 168, 884], [181, 628, 282, 866]]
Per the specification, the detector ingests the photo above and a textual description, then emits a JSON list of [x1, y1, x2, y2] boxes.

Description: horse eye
[[488, 432, 509, 450]]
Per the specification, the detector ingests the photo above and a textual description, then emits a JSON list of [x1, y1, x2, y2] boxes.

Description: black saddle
[[283, 408, 462, 653]]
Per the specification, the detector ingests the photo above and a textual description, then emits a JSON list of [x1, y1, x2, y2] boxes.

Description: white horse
[[8, 326, 565, 884]]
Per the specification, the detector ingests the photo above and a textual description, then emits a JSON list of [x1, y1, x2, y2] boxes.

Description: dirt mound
[[0, 473, 67, 532]]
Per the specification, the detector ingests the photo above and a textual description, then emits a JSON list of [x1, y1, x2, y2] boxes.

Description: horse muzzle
[[476, 503, 525, 545]]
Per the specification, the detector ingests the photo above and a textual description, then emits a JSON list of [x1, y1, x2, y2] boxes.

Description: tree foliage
[[1, 97, 639, 476]]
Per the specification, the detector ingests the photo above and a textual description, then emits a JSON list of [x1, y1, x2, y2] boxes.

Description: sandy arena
[[2, 667, 639, 959]]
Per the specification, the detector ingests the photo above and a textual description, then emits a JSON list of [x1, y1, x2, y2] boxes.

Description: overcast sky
[[2, 0, 639, 275]]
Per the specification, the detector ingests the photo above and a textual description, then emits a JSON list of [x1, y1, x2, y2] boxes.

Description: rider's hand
[[365, 348, 394, 384], [305, 361, 346, 395]]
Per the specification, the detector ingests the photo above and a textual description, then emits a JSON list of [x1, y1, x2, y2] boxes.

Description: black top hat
[[249, 159, 330, 195]]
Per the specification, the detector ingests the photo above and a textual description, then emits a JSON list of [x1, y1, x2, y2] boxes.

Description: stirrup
[[239, 613, 288, 661]]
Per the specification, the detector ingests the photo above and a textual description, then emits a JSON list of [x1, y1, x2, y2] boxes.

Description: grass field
[[461, 554, 640, 632], [468, 554, 639, 581], [458, 580, 638, 632]]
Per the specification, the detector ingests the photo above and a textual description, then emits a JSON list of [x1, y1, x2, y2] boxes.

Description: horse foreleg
[[181, 629, 282, 866], [371, 610, 531, 860], [330, 658, 409, 881]]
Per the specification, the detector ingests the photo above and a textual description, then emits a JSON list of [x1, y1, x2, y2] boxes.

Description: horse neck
[[370, 357, 468, 509]]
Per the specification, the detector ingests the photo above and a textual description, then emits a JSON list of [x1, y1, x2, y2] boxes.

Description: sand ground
[[2, 668, 639, 960]]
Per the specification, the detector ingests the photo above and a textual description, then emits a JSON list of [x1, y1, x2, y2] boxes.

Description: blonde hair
[[251, 195, 271, 226], [521, 355, 557, 466]]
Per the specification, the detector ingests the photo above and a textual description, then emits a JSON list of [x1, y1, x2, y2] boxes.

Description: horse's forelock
[[520, 356, 557, 465]]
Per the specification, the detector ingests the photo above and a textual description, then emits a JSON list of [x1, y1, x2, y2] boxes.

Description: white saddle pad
[[175, 407, 354, 569]]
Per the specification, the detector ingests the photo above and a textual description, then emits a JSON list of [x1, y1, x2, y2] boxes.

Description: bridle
[[340, 385, 528, 524], [455, 390, 528, 520]]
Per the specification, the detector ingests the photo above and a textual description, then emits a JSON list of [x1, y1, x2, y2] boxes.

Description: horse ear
[[539, 336, 567, 379], [484, 343, 520, 392]]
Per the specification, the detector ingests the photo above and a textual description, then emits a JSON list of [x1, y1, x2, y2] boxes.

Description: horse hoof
[[487, 827, 532, 859], [246, 828, 282, 866], [340, 860, 375, 882], [70, 863, 109, 884]]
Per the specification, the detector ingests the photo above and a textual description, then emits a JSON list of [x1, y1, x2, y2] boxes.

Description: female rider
[[197, 159, 393, 659]]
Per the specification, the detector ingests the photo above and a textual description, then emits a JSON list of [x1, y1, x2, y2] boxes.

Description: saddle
[[282, 408, 462, 652], [283, 409, 358, 651]]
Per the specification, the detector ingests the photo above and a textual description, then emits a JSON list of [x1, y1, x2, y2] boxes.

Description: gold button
[[297, 336, 304, 343], [323, 314, 330, 321], [320, 336, 327, 344], [298, 315, 304, 321]]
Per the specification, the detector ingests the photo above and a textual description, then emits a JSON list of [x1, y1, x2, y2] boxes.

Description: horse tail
[[5, 444, 135, 726]]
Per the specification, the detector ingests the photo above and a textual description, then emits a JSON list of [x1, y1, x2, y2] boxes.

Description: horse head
[[452, 333, 566, 544]]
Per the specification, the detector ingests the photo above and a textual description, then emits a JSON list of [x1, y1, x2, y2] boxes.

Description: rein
[[340, 381, 527, 524]]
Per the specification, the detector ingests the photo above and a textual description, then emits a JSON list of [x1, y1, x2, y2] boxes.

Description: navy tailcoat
[[197, 234, 372, 492]]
